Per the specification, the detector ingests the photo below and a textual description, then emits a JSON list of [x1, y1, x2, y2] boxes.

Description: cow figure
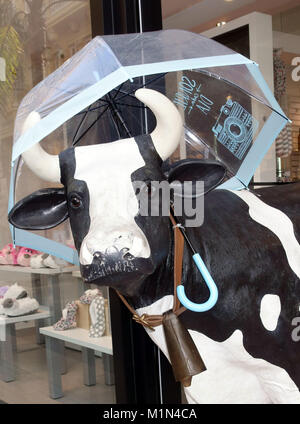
[[9, 89, 300, 403]]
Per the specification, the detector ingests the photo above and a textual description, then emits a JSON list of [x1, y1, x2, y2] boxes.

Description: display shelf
[[0, 264, 79, 344], [40, 326, 114, 399], [0, 306, 51, 383], [40, 326, 113, 355], [0, 265, 79, 275], [0, 306, 50, 325], [72, 269, 81, 278]]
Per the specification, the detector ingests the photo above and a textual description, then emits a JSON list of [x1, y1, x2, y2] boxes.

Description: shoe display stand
[[0, 306, 50, 382], [39, 268, 114, 399], [40, 326, 113, 399], [0, 265, 77, 382]]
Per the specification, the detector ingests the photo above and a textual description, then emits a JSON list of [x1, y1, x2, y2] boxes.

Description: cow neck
[[116, 215, 186, 330]]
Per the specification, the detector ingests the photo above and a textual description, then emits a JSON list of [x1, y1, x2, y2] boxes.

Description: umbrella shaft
[[110, 102, 132, 138]]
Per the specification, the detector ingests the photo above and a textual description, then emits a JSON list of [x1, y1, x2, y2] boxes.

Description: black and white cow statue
[[9, 89, 300, 404]]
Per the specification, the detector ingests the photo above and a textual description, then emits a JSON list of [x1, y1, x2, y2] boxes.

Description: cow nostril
[[93, 251, 103, 260], [120, 247, 129, 257], [123, 252, 134, 260], [120, 247, 134, 260]]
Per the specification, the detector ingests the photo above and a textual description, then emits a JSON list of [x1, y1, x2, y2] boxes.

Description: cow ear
[[8, 188, 68, 230], [168, 159, 227, 196]]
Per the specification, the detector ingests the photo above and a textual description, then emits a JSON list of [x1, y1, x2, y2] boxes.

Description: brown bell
[[162, 310, 206, 387]]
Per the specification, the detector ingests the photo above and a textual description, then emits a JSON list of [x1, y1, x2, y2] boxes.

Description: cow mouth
[[82, 259, 139, 280], [80, 249, 154, 288]]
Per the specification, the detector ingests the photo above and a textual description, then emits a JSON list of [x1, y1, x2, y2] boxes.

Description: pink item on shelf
[[16, 247, 40, 267], [0, 244, 20, 265]]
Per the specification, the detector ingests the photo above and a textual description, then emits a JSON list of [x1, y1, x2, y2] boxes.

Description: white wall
[[163, 0, 255, 31], [273, 31, 300, 55]]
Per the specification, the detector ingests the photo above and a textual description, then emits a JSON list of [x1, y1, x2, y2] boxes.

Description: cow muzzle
[[79, 229, 154, 287], [79, 229, 150, 266], [80, 246, 155, 288], [82, 247, 137, 279]]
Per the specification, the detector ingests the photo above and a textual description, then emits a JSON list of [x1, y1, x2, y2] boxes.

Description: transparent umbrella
[[9, 30, 289, 264]]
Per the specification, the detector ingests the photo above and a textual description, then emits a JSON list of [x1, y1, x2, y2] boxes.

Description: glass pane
[[273, 5, 300, 181], [0, 0, 115, 406]]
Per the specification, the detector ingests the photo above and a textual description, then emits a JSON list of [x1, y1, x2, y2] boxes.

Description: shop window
[[0, 0, 115, 406], [273, 5, 300, 182]]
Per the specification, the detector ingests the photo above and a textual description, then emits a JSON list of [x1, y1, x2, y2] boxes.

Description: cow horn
[[135, 88, 183, 160], [21, 111, 61, 183]]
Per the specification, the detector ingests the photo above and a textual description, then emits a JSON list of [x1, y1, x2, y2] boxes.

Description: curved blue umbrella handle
[[177, 253, 218, 312]]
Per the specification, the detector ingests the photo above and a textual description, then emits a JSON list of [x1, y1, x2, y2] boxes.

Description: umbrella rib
[[107, 92, 132, 138], [72, 105, 110, 146], [72, 73, 166, 146], [111, 104, 132, 138], [108, 107, 122, 139], [110, 102, 147, 109], [74, 102, 110, 116], [112, 82, 126, 101], [114, 73, 167, 102], [72, 104, 93, 144]]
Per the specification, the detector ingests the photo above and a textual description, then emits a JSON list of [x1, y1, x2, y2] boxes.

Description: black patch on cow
[[81, 252, 155, 296], [255, 182, 300, 244], [134, 134, 163, 169], [125, 139, 229, 304], [168, 159, 227, 195], [128, 134, 173, 296], [172, 188, 300, 389], [59, 147, 76, 184], [59, 148, 91, 251]]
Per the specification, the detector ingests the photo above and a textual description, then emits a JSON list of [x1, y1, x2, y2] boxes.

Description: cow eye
[[69, 195, 82, 209]]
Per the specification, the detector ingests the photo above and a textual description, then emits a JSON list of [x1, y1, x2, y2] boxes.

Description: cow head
[[9, 89, 226, 295]]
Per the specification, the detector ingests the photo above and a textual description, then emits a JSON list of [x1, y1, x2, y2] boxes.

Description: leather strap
[[116, 214, 186, 330], [169, 213, 186, 316]]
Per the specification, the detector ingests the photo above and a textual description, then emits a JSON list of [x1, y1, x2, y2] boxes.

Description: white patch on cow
[[74, 139, 151, 265], [231, 189, 300, 279], [137, 297, 300, 403], [137, 295, 174, 317], [260, 294, 281, 331]]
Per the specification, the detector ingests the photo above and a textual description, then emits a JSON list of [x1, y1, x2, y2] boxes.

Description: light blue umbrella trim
[[10, 53, 281, 259], [8, 164, 15, 213], [8, 161, 79, 264], [235, 111, 287, 186], [8, 162, 16, 243], [218, 176, 245, 191], [12, 69, 126, 161], [218, 112, 286, 190], [13, 228, 79, 265], [13, 55, 255, 161], [126, 54, 255, 78], [246, 64, 289, 120]]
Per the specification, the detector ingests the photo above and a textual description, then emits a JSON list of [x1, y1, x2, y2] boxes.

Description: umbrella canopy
[[9, 30, 288, 264]]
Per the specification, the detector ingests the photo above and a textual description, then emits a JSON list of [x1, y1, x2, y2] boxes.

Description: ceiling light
[[216, 21, 226, 27]]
